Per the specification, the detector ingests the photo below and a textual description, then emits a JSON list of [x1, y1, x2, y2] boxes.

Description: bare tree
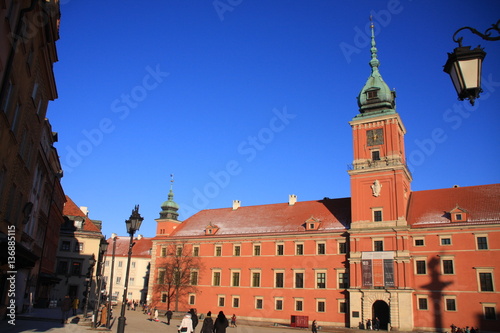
[[153, 242, 202, 311]]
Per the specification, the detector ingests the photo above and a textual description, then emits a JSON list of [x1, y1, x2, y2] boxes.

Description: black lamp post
[[106, 233, 118, 329], [83, 254, 96, 318], [117, 205, 144, 333], [444, 19, 499, 105], [92, 238, 109, 328]]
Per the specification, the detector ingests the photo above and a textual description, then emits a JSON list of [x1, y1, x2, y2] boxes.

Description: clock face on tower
[[367, 128, 384, 146]]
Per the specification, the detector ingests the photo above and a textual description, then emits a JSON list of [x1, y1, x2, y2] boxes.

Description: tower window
[[373, 210, 383, 222], [372, 150, 380, 161], [367, 90, 378, 99]]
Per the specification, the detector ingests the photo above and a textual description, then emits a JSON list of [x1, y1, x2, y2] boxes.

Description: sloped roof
[[170, 198, 351, 237], [107, 236, 153, 258], [63, 195, 101, 232], [407, 184, 500, 228]]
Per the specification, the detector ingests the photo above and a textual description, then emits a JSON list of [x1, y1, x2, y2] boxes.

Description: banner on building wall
[[361, 252, 395, 288]]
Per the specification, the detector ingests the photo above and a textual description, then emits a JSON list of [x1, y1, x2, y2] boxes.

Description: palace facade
[[147, 25, 500, 332]]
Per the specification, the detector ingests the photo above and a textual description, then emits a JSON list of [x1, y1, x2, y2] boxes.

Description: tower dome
[[356, 20, 396, 117], [159, 176, 179, 220]]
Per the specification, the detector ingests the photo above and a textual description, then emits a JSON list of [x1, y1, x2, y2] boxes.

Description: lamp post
[[83, 254, 96, 318], [106, 233, 118, 329], [444, 19, 500, 105], [117, 205, 144, 333], [92, 238, 109, 328]]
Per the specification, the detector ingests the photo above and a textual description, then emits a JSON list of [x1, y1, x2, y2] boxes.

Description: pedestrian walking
[[214, 311, 229, 333], [71, 297, 79, 316], [366, 319, 372, 330], [312, 320, 318, 333], [373, 317, 380, 331], [189, 308, 198, 332], [166, 309, 173, 325], [179, 313, 194, 333], [231, 314, 237, 328], [61, 295, 72, 324], [200, 311, 214, 333], [154, 308, 159, 322]]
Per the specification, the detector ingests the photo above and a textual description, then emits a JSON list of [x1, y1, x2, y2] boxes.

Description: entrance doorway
[[372, 300, 390, 330]]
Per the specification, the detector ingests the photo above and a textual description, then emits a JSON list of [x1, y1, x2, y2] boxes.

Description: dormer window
[[205, 223, 219, 235], [304, 217, 321, 231], [449, 205, 468, 223], [367, 90, 378, 99]]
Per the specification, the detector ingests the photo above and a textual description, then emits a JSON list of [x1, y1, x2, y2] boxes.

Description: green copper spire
[[356, 18, 396, 117], [160, 174, 179, 220]]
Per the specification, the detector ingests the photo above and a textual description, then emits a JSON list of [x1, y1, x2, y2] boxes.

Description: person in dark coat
[[189, 308, 199, 332], [166, 309, 173, 325], [214, 311, 229, 333], [200, 311, 214, 333], [312, 320, 318, 333]]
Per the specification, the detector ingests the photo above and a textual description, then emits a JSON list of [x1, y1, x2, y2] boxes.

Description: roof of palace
[[170, 197, 351, 237], [407, 183, 500, 228]]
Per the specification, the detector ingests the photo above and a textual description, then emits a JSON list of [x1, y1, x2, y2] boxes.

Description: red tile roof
[[63, 195, 101, 232], [170, 198, 351, 237], [407, 184, 500, 228], [106, 236, 153, 258]]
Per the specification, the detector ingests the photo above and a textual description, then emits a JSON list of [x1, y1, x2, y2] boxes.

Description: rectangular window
[[158, 270, 165, 284], [61, 241, 71, 251], [416, 260, 426, 274], [255, 298, 263, 309], [74, 242, 83, 252], [252, 272, 261, 287], [71, 262, 82, 276], [213, 272, 221, 286], [339, 242, 347, 254], [418, 297, 428, 310], [296, 244, 304, 255], [276, 299, 283, 310], [57, 261, 68, 275], [445, 298, 456, 311], [234, 245, 241, 256], [374, 210, 383, 222], [277, 244, 284, 255], [295, 272, 304, 288], [374, 240, 384, 251], [232, 297, 239, 308], [218, 296, 225, 307], [339, 272, 349, 289], [232, 272, 240, 287], [443, 260, 454, 274], [176, 246, 182, 256], [339, 301, 346, 313], [116, 277, 121, 284], [215, 245, 222, 256], [484, 306, 496, 320], [254, 245, 261, 256], [415, 239, 425, 246], [317, 272, 326, 289], [193, 246, 199, 257], [479, 273, 494, 291], [161, 247, 167, 257], [295, 300, 303, 311], [129, 277, 135, 285], [317, 243, 326, 255], [372, 150, 381, 161], [275, 272, 284, 288], [477, 236, 488, 250], [189, 294, 195, 305], [441, 237, 452, 245], [190, 271, 198, 285], [118, 261, 123, 268], [161, 293, 168, 303], [317, 300, 325, 312]]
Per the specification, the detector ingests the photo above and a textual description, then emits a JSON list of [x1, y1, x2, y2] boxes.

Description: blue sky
[[49, 0, 500, 239]]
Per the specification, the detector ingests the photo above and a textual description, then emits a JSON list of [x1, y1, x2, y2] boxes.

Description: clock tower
[[348, 22, 412, 229]]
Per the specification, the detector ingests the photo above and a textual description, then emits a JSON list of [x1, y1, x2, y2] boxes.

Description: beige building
[[52, 196, 104, 308], [103, 235, 152, 305]]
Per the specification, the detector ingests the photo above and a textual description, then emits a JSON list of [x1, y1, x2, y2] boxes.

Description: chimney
[[289, 194, 297, 206], [80, 206, 89, 216], [232, 200, 241, 210], [137, 234, 143, 240]]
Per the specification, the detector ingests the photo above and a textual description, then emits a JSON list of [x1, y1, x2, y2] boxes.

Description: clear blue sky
[[49, 0, 500, 239]]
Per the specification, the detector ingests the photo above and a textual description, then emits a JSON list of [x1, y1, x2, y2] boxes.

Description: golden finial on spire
[[370, 15, 374, 29]]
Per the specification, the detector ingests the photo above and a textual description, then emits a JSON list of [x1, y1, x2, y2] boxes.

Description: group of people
[[60, 295, 80, 324], [179, 310, 235, 333], [451, 324, 479, 333], [365, 318, 381, 330], [126, 299, 139, 310]]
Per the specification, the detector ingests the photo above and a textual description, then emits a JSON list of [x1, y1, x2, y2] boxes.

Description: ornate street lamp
[[444, 19, 499, 105], [106, 233, 118, 329], [92, 238, 109, 328], [117, 205, 144, 333]]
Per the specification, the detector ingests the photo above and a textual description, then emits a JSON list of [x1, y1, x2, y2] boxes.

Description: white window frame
[[444, 295, 457, 312]]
